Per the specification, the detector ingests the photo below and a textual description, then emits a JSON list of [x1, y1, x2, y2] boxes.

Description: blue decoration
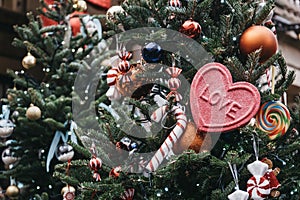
[[130, 142, 138, 151], [142, 42, 162, 63]]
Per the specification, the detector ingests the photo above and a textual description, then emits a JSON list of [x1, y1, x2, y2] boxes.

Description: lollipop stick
[[271, 65, 275, 94]]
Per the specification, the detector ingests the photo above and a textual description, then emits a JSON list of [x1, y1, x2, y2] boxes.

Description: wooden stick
[[271, 65, 275, 94]]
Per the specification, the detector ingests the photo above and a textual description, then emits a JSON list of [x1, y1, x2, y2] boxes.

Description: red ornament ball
[[69, 11, 87, 36], [239, 25, 278, 63], [179, 19, 201, 38]]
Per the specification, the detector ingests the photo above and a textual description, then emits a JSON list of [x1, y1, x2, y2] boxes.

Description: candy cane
[[145, 105, 187, 173], [151, 105, 168, 122], [265, 67, 271, 88]]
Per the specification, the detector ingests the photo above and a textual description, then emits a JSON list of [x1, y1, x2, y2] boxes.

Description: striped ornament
[[168, 77, 181, 91], [89, 156, 102, 181], [247, 175, 270, 200], [169, 0, 182, 7], [118, 51, 132, 61], [145, 105, 187, 173], [121, 188, 135, 200], [106, 67, 122, 101], [118, 60, 131, 73], [166, 66, 183, 102]]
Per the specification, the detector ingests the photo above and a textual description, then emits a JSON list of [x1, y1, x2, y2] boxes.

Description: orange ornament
[[173, 122, 211, 154], [239, 25, 277, 62], [179, 19, 201, 38]]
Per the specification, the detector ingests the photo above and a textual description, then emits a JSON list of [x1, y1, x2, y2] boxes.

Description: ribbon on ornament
[[144, 105, 187, 175], [46, 120, 78, 172], [98, 103, 120, 120], [86, 0, 111, 9], [0, 105, 11, 120], [0, 105, 15, 139], [227, 162, 249, 200]]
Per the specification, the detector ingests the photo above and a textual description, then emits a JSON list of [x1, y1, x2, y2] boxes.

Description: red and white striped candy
[[118, 60, 131, 73], [166, 66, 182, 78], [106, 67, 121, 101], [169, 0, 181, 7], [145, 105, 187, 173], [265, 67, 271, 88], [118, 51, 132, 61], [151, 105, 168, 122], [247, 175, 270, 200], [168, 77, 181, 91], [166, 66, 183, 101], [89, 156, 102, 181], [121, 188, 135, 200]]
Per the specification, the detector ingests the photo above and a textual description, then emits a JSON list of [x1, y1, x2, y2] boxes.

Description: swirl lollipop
[[256, 101, 290, 140]]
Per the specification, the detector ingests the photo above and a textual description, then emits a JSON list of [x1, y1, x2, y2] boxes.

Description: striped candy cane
[[265, 67, 271, 88], [145, 105, 187, 173]]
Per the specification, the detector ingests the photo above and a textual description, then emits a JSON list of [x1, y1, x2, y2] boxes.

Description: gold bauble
[[239, 25, 277, 63], [7, 94, 15, 102], [61, 185, 76, 195], [26, 104, 41, 120], [73, 0, 87, 12], [5, 185, 19, 199], [22, 52, 36, 69], [173, 122, 211, 154]]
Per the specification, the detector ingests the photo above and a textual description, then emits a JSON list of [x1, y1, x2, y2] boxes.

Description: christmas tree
[[1, 0, 105, 199], [1, 0, 300, 199]]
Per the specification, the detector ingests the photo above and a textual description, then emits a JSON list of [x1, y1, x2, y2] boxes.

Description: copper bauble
[[173, 122, 211, 154], [26, 104, 42, 120], [179, 19, 201, 38], [239, 25, 277, 62], [5, 185, 19, 199], [22, 52, 36, 69]]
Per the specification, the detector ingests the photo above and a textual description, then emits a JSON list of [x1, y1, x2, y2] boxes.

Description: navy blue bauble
[[142, 42, 162, 63]]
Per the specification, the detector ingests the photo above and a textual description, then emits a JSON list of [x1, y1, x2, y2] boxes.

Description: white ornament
[[228, 189, 249, 200], [106, 6, 125, 21], [0, 119, 14, 138], [247, 160, 269, 176], [2, 148, 19, 166]]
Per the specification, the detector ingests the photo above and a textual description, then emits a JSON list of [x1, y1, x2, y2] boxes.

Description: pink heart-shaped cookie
[[190, 62, 260, 133]]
